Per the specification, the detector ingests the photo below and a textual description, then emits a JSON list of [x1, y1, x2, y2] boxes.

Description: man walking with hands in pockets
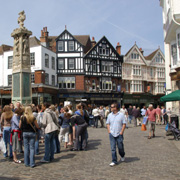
[[106, 103, 126, 167]]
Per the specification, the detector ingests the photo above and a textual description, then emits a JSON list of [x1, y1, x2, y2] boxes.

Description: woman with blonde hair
[[19, 106, 39, 168], [0, 105, 14, 158]]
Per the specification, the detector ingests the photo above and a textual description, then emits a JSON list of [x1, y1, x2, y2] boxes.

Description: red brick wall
[[76, 75, 85, 90], [35, 70, 45, 84]]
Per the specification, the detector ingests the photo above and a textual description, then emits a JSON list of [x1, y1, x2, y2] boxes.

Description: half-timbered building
[[84, 37, 123, 105], [122, 43, 165, 107], [56, 29, 124, 105]]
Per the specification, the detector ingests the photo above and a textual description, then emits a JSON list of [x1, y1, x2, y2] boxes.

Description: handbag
[[141, 124, 147, 131], [0, 137, 6, 153]]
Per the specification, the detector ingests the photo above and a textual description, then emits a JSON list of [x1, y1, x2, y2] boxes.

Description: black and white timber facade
[[56, 29, 124, 105]]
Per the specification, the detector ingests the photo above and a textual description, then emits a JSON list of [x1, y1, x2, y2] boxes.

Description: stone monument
[[11, 11, 32, 105]]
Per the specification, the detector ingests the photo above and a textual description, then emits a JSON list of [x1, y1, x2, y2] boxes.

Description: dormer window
[[69, 41, 74, 51], [131, 53, 139, 60], [155, 53, 163, 63]]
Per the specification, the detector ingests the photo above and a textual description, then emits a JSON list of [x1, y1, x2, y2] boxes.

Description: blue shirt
[[11, 114, 20, 130], [106, 111, 126, 137]]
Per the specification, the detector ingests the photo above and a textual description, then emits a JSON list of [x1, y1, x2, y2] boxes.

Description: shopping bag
[[0, 138, 6, 153], [142, 116, 148, 124], [141, 124, 147, 131], [165, 123, 169, 131]]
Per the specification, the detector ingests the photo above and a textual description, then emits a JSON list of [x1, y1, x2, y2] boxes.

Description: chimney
[[116, 42, 121, 55], [40, 27, 49, 47], [139, 48, 144, 55], [91, 37, 96, 47]]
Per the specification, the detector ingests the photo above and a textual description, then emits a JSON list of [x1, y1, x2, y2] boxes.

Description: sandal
[[14, 160, 21, 164], [148, 136, 151, 139]]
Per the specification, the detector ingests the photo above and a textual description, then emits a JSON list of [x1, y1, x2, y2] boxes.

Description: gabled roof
[[124, 43, 147, 65], [74, 35, 90, 47], [0, 44, 13, 55], [84, 36, 123, 61], [29, 36, 41, 47], [56, 29, 92, 53], [144, 49, 159, 60]]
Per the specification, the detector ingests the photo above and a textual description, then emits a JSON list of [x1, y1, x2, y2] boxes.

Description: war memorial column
[[11, 11, 32, 105]]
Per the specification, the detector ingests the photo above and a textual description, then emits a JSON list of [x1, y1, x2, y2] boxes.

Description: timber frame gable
[[124, 44, 147, 66], [146, 49, 165, 67], [56, 29, 85, 75], [56, 29, 84, 53], [84, 36, 123, 77]]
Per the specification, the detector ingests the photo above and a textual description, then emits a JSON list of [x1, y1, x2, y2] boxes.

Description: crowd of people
[[0, 102, 89, 167], [0, 101, 171, 167]]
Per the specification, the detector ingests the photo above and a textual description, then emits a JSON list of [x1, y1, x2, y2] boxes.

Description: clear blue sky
[[0, 0, 164, 55]]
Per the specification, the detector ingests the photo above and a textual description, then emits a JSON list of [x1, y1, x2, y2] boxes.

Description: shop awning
[[160, 90, 180, 102]]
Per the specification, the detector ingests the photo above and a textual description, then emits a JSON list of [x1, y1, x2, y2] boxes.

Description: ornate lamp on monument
[[11, 11, 32, 105]]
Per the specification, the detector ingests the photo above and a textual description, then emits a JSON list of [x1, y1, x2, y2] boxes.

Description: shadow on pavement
[[0, 177, 20, 180], [87, 139, 101, 151], [124, 157, 140, 163]]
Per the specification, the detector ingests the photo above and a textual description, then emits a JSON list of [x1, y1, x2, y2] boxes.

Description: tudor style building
[[122, 43, 165, 107], [56, 29, 123, 105]]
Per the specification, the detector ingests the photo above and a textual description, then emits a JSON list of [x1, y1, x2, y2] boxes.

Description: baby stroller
[[166, 121, 180, 141]]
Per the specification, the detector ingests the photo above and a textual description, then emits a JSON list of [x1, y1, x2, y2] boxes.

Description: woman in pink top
[[145, 104, 159, 139]]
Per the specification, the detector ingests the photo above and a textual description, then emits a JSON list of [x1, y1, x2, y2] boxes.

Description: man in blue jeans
[[106, 103, 126, 167]]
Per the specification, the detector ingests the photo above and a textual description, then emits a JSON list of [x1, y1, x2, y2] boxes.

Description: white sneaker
[[109, 162, 116, 167], [121, 156, 125, 162]]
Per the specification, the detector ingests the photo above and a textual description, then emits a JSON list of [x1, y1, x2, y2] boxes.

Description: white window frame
[[52, 75, 55, 86], [102, 61, 113, 72], [171, 43, 177, 66], [155, 53, 163, 63], [45, 54, 49, 68], [69, 41, 74, 51], [58, 77, 75, 89], [8, 56, 13, 69], [131, 53, 139, 60], [156, 82, 164, 93], [51, 57, 55, 70], [157, 68, 165, 78], [58, 59, 64, 69], [131, 80, 142, 92], [8, 75, 12, 86], [30, 53, 35, 66], [133, 65, 141, 76], [45, 73, 49, 85], [68, 58, 75, 69], [102, 77, 112, 90], [58, 41, 64, 51]]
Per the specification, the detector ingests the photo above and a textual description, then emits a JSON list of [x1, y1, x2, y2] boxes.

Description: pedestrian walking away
[[106, 103, 126, 167]]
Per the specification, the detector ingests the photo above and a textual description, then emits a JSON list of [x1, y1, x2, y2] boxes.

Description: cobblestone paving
[[0, 124, 180, 180]]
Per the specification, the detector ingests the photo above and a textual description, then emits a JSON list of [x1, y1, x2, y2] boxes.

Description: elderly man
[[145, 104, 159, 139], [106, 103, 126, 167]]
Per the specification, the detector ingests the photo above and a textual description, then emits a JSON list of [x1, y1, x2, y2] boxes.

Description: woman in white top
[[92, 106, 100, 128]]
